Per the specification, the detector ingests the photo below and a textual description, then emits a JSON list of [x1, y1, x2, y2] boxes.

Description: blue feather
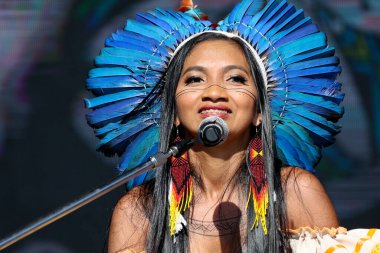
[[136, 12, 183, 41], [269, 57, 340, 77], [227, 0, 256, 25], [117, 124, 159, 177], [276, 124, 316, 166], [263, 3, 296, 37], [114, 30, 170, 58], [256, 4, 295, 51], [272, 10, 308, 38], [235, 0, 274, 38], [98, 119, 156, 151], [132, 170, 156, 189], [86, 97, 145, 127], [272, 90, 343, 114], [87, 76, 159, 90], [274, 78, 344, 103], [275, 130, 304, 166], [96, 103, 160, 156], [285, 56, 339, 71], [116, 29, 157, 44], [250, 1, 288, 45], [267, 32, 327, 66], [95, 121, 122, 137], [88, 67, 132, 78], [87, 76, 138, 90], [95, 54, 162, 68], [155, 9, 194, 39], [176, 11, 197, 33], [244, 0, 267, 16], [281, 66, 341, 79], [266, 17, 313, 52], [274, 122, 320, 172], [126, 19, 167, 39], [151, 9, 180, 28], [84, 90, 150, 109], [280, 104, 341, 133], [245, 0, 278, 42], [271, 23, 318, 50], [110, 35, 154, 54], [268, 47, 335, 71], [100, 47, 162, 62], [281, 112, 335, 144]]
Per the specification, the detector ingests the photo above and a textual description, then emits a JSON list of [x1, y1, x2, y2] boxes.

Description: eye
[[184, 76, 204, 85], [227, 75, 248, 84]]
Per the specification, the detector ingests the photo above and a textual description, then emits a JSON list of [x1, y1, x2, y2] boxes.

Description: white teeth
[[200, 109, 228, 114]]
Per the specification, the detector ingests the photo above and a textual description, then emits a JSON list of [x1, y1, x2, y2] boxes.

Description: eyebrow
[[182, 65, 249, 75], [224, 65, 249, 73], [182, 66, 205, 75]]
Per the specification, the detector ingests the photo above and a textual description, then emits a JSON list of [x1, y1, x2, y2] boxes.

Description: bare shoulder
[[281, 167, 339, 229], [108, 185, 151, 253]]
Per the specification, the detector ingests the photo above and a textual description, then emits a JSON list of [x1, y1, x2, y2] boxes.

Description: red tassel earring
[[246, 126, 269, 234], [169, 136, 193, 236]]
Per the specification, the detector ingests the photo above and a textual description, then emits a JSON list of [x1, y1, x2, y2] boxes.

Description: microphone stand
[[0, 138, 194, 251]]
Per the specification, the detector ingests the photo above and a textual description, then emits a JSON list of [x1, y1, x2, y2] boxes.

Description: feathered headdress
[[85, 0, 344, 190]]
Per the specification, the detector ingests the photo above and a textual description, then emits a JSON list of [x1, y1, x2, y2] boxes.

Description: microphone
[[197, 116, 229, 147]]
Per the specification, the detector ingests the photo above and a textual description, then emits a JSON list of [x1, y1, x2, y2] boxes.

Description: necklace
[[188, 214, 247, 237]]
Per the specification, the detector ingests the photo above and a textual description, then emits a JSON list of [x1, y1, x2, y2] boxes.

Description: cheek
[[232, 91, 257, 111], [230, 92, 258, 126], [175, 93, 199, 124]]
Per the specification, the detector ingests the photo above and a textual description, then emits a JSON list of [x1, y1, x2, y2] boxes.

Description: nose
[[201, 84, 228, 102]]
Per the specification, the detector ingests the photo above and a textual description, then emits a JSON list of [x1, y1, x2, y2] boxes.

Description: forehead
[[183, 39, 249, 68]]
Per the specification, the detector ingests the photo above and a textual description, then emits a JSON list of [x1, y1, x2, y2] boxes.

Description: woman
[[107, 32, 338, 253], [85, 0, 380, 252]]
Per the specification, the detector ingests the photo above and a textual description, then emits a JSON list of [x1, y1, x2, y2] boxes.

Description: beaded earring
[[168, 132, 193, 236], [246, 126, 269, 234]]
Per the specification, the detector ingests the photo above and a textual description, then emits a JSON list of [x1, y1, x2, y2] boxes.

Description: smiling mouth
[[199, 108, 231, 118]]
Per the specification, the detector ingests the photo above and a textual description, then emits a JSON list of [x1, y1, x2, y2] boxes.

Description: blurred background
[[0, 0, 379, 252]]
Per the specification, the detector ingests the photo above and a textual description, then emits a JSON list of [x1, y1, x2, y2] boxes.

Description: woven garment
[[85, 0, 344, 189]]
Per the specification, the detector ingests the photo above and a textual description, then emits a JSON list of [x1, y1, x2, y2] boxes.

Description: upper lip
[[198, 105, 232, 113]]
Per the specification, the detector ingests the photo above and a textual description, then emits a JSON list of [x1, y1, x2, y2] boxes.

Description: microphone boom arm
[[0, 138, 194, 250]]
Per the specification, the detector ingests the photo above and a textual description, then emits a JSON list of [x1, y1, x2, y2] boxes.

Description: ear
[[175, 115, 180, 127], [253, 113, 262, 127]]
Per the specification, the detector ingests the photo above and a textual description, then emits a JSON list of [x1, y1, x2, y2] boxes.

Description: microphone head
[[197, 116, 229, 147]]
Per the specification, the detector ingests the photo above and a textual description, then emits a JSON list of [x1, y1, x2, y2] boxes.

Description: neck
[[189, 136, 250, 199]]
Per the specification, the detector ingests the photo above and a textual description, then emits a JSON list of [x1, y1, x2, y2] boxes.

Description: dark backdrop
[[0, 0, 379, 252]]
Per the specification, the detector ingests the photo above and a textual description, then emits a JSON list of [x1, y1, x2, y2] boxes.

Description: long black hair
[[144, 32, 290, 253]]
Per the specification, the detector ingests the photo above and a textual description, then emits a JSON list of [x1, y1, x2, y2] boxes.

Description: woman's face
[[175, 39, 261, 142]]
